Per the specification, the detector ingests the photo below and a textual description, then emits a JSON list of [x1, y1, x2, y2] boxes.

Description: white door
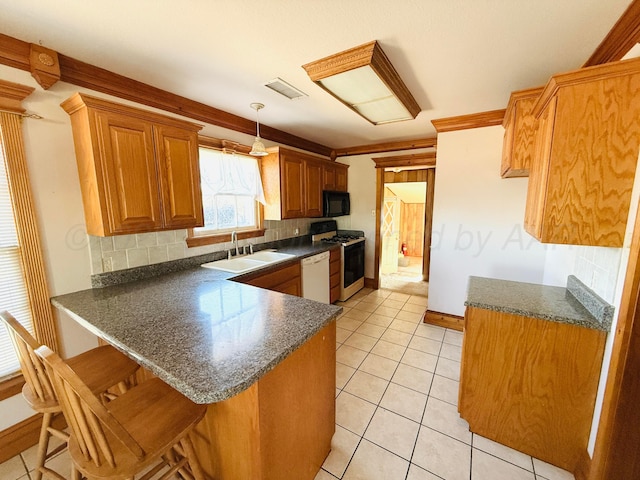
[[381, 194, 400, 274]]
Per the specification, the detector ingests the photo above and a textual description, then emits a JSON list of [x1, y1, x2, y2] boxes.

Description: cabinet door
[[95, 110, 162, 234], [335, 165, 348, 191], [305, 160, 323, 217], [272, 277, 302, 296], [281, 153, 305, 219], [524, 96, 556, 239], [323, 164, 336, 191], [154, 125, 204, 229]]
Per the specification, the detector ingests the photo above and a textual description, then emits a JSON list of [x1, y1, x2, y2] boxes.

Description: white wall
[[427, 126, 548, 316], [335, 155, 377, 279]]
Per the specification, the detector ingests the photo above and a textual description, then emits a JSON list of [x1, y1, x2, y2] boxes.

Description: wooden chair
[[35, 344, 208, 480], [0, 311, 140, 480]]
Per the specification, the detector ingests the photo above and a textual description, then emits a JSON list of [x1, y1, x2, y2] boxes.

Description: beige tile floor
[[1, 287, 576, 480]]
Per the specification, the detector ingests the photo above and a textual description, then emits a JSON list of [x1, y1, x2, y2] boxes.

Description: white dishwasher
[[301, 251, 330, 304]]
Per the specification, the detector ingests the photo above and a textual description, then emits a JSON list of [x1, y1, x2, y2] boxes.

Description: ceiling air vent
[[264, 77, 308, 100]]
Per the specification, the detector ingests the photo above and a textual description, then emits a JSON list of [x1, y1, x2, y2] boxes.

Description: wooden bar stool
[[0, 311, 140, 480], [35, 344, 208, 480]]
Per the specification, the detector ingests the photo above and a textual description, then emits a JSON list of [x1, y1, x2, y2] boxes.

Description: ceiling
[[0, 0, 631, 149]]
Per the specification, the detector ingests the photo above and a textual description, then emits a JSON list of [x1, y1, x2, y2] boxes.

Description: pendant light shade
[[249, 102, 268, 156]]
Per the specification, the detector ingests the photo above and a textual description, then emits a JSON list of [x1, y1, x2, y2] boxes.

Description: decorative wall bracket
[[29, 43, 60, 90]]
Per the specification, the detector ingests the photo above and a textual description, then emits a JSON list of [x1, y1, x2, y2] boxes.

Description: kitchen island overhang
[[51, 265, 341, 480]]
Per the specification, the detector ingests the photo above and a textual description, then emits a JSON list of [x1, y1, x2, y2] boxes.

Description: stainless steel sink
[[201, 249, 296, 274]]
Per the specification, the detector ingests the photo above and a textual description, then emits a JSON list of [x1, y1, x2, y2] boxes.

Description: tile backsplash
[[572, 245, 621, 304], [88, 218, 323, 274]]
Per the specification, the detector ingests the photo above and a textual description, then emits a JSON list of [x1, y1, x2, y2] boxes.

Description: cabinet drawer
[[330, 259, 340, 277]]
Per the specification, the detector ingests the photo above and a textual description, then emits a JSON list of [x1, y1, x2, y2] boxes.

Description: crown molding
[[332, 137, 437, 159], [431, 109, 506, 133], [372, 152, 436, 169], [584, 0, 640, 67], [0, 78, 34, 112]]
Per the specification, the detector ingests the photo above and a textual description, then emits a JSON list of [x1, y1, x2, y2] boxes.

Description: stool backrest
[[0, 310, 56, 404], [35, 345, 145, 469]]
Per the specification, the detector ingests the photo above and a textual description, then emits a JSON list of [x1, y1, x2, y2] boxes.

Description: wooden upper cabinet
[[61, 93, 203, 236], [322, 162, 348, 192], [305, 159, 323, 217], [94, 110, 161, 234], [261, 146, 334, 220], [154, 125, 204, 229], [501, 87, 543, 178], [524, 58, 640, 247]]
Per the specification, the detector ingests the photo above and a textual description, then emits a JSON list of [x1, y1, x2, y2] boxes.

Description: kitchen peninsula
[[460, 275, 612, 471], [51, 262, 341, 480]]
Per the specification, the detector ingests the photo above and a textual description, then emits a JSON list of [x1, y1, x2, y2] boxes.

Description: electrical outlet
[[103, 257, 113, 271], [371, 209, 376, 217], [294, 227, 300, 235]]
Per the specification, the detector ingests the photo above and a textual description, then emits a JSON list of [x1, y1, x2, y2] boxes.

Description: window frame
[[186, 136, 265, 248], [0, 79, 58, 399]]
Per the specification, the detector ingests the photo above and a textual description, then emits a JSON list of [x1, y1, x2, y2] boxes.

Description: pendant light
[[249, 102, 268, 156]]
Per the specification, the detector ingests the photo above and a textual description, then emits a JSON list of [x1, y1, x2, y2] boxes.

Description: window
[[0, 104, 56, 395], [187, 146, 265, 246], [0, 125, 33, 378]]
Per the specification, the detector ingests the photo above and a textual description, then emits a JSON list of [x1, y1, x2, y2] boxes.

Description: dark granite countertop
[[464, 276, 613, 331], [52, 246, 342, 404]]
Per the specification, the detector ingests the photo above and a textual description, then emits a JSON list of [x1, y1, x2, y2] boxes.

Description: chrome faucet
[[231, 231, 239, 256]]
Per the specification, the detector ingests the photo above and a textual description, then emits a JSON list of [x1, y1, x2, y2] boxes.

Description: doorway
[[373, 153, 436, 298], [380, 182, 428, 296]]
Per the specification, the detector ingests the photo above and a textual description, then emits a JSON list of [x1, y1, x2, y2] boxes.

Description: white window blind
[[0, 124, 34, 378], [195, 149, 265, 234]]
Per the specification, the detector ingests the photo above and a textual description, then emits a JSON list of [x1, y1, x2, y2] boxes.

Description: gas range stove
[[310, 220, 365, 302], [318, 234, 365, 247], [309, 220, 365, 246]]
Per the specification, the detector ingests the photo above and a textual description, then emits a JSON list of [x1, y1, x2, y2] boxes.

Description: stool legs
[[33, 412, 52, 480]]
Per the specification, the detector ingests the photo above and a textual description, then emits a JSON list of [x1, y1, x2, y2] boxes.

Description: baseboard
[[573, 448, 592, 480], [0, 413, 66, 463], [423, 309, 465, 331]]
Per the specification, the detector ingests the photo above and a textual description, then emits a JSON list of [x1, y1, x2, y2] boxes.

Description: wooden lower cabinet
[[237, 261, 301, 296], [192, 321, 336, 480], [329, 248, 341, 304], [459, 307, 606, 472]]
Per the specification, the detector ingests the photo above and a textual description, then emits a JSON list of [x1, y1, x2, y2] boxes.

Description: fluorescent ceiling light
[[302, 41, 420, 125]]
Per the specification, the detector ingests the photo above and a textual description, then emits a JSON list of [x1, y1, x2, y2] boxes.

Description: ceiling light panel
[[302, 41, 421, 125]]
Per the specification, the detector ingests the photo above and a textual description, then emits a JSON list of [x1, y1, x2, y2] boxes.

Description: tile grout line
[[335, 291, 422, 478]]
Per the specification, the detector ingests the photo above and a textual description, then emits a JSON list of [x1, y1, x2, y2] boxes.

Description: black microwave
[[323, 190, 350, 217]]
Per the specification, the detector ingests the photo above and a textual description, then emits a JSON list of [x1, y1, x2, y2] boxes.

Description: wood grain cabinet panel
[[322, 162, 349, 192], [237, 261, 301, 296], [329, 247, 341, 304], [501, 87, 543, 178], [61, 93, 203, 236], [95, 110, 161, 234], [154, 125, 204, 229], [305, 159, 323, 217], [524, 58, 640, 246], [459, 307, 606, 472], [261, 146, 340, 220]]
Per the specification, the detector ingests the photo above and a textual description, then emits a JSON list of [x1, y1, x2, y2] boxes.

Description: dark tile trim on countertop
[[91, 235, 315, 288], [566, 274, 615, 328]]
